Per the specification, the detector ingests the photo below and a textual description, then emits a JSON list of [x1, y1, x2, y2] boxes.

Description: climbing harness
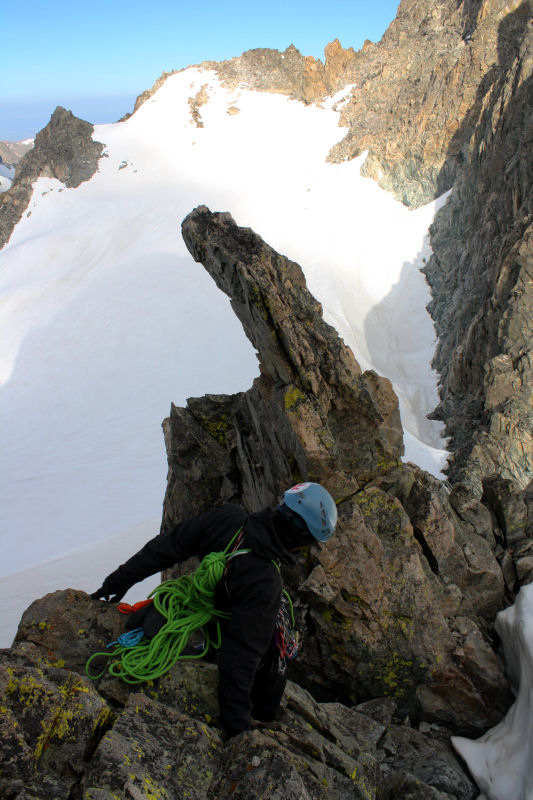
[[275, 591, 298, 662], [270, 560, 299, 673], [86, 528, 244, 683]]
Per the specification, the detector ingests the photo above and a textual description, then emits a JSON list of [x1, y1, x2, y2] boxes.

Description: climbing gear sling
[[270, 560, 299, 671]]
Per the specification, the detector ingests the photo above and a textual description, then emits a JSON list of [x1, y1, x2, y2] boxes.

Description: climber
[[91, 481, 337, 738]]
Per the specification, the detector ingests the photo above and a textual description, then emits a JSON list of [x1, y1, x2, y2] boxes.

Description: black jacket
[[102, 504, 295, 735]]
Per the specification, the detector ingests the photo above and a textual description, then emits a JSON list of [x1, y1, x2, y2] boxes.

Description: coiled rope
[[86, 528, 244, 684]]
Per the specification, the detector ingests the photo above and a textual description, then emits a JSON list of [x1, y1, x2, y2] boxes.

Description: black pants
[[125, 602, 287, 721], [250, 636, 287, 722]]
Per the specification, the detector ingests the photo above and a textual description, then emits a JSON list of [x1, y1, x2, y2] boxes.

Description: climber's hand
[[91, 586, 110, 601], [91, 574, 131, 603]]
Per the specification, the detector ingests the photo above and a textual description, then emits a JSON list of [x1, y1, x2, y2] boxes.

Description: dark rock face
[[325, 0, 533, 494], [166, 205, 403, 525], [481, 475, 533, 588], [423, 2, 533, 492], [0, 107, 104, 248]]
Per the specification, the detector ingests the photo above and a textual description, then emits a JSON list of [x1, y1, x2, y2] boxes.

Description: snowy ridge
[[1, 68, 447, 644]]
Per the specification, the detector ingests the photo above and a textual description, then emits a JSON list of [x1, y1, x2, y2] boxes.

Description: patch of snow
[[323, 83, 357, 110], [452, 583, 533, 800], [0, 162, 16, 180]]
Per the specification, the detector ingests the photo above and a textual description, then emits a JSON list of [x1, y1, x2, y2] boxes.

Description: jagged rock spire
[[161, 205, 403, 523]]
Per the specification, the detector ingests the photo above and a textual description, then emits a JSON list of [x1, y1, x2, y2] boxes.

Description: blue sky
[[1, 0, 399, 141]]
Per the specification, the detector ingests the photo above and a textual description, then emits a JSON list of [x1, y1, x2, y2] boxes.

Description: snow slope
[[1, 68, 448, 646]]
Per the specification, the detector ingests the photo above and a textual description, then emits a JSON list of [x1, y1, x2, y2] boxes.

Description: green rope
[[86, 528, 244, 684]]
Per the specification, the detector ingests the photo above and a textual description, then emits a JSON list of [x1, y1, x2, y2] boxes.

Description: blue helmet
[[282, 482, 337, 542]]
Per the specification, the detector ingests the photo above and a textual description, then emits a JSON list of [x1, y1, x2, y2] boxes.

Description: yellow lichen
[[203, 415, 229, 446], [249, 285, 269, 322], [142, 773, 170, 799], [284, 385, 306, 411], [374, 652, 416, 699]]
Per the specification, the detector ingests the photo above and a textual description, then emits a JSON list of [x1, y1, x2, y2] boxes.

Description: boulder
[[0, 648, 112, 799], [1, 590, 476, 800]]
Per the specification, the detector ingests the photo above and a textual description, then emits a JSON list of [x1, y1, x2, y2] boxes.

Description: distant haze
[[0, 95, 138, 142], [1, 0, 400, 141]]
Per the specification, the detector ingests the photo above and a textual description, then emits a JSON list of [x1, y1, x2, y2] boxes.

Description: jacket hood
[[243, 508, 295, 566]]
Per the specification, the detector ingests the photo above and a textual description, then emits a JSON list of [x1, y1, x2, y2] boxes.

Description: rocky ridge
[[327, 0, 530, 207], [2, 206, 532, 799], [129, 39, 359, 115], [0, 107, 104, 248], [325, 0, 533, 494], [211, 40, 359, 105]]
